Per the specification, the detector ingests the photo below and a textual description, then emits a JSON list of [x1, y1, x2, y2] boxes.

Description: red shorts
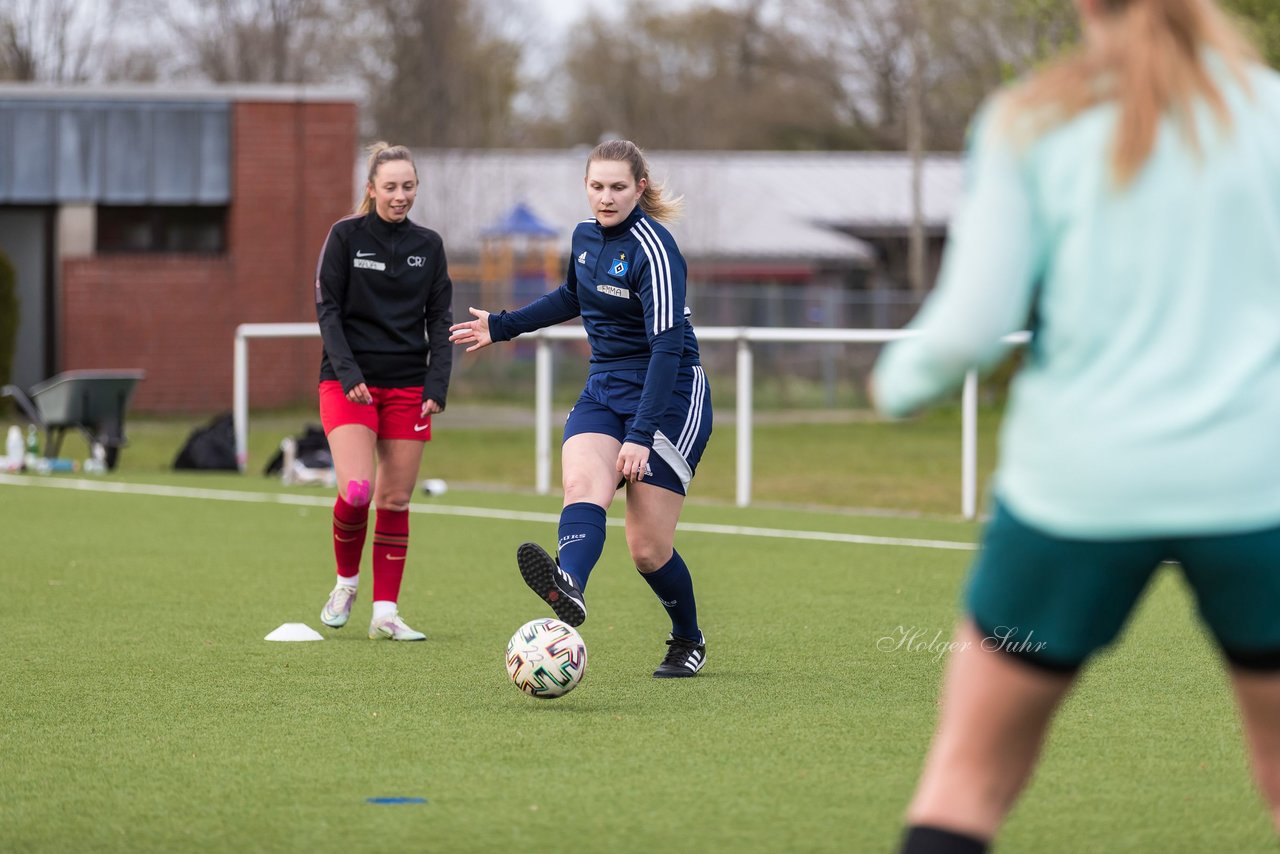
[[318, 381, 431, 441]]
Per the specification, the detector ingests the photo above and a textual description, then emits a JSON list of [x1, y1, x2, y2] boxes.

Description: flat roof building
[[0, 85, 358, 411]]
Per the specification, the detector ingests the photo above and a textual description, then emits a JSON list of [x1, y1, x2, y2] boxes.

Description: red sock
[[372, 508, 410, 603], [332, 495, 369, 578]]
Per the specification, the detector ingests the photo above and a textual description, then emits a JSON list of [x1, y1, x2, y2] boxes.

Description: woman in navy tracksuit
[[450, 140, 712, 678]]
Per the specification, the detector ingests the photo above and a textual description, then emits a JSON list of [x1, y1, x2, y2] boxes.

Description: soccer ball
[[505, 618, 588, 699]]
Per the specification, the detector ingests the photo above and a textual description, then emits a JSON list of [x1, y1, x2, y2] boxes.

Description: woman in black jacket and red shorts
[[313, 142, 452, 641]]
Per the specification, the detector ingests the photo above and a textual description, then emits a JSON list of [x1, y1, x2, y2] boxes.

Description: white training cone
[[265, 623, 325, 642]]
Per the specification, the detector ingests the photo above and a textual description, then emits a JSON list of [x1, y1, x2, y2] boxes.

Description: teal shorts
[[966, 501, 1280, 672]]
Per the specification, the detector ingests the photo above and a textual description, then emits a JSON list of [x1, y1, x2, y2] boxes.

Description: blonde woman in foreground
[[872, 1, 1280, 851]]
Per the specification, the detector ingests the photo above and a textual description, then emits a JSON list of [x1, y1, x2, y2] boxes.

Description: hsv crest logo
[[608, 252, 629, 278]]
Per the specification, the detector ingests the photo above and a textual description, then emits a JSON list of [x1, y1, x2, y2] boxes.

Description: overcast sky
[[525, 0, 608, 29], [515, 0, 715, 75], [31, 0, 725, 89], [518, 0, 612, 58]]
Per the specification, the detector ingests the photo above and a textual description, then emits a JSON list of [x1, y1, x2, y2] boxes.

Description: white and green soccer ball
[[506, 618, 587, 699]]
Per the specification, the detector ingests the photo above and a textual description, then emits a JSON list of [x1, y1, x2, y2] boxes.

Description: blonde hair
[[358, 141, 417, 216], [1005, 0, 1257, 185], [587, 139, 684, 223]]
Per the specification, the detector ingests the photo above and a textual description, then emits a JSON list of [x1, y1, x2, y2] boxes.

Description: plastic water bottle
[[280, 438, 298, 485], [4, 425, 22, 472], [83, 442, 107, 476], [24, 425, 40, 471]]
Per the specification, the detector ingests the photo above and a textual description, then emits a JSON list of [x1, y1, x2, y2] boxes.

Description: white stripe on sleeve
[[632, 219, 673, 335]]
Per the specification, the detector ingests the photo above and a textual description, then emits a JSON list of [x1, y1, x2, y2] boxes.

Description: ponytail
[[1005, 0, 1256, 186]]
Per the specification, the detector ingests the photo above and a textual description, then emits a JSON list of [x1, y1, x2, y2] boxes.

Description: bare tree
[[809, 0, 1078, 151], [359, 0, 523, 147], [0, 0, 122, 82], [538, 0, 849, 150], [156, 0, 356, 84], [905, 0, 927, 294]]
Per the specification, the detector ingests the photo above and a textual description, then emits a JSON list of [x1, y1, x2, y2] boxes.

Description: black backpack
[[262, 424, 332, 475], [172, 412, 238, 471]]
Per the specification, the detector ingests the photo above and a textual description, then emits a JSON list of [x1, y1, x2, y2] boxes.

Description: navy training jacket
[[488, 206, 702, 447]]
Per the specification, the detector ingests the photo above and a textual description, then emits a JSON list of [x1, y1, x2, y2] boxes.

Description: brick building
[[0, 86, 358, 412]]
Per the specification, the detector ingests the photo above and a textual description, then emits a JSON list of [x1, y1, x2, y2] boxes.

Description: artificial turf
[[1, 475, 1274, 852]]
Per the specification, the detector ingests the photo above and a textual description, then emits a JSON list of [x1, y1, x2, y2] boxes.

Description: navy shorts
[[966, 500, 1280, 673], [563, 366, 712, 496]]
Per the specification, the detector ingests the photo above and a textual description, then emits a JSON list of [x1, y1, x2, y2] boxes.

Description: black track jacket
[[314, 211, 453, 408]]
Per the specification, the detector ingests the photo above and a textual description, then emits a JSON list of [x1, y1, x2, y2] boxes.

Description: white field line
[[0, 474, 976, 552]]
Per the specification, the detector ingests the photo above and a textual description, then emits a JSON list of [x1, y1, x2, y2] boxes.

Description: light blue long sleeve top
[[873, 63, 1280, 538]]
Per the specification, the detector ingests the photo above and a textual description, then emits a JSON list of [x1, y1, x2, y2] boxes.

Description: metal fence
[[445, 280, 928, 408], [233, 320, 1027, 519]]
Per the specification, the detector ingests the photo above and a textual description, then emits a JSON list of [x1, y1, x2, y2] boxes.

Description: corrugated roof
[[0, 98, 230, 204], [405, 149, 965, 265]]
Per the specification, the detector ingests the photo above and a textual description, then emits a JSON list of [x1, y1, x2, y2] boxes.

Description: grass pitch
[[1, 473, 1275, 852], [34, 401, 1007, 517]]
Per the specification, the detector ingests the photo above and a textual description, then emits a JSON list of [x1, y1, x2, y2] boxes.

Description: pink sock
[[332, 493, 369, 578]]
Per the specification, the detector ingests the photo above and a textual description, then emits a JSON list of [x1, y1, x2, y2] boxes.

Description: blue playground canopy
[[481, 202, 558, 239]]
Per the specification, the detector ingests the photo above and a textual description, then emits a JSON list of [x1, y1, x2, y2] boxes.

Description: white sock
[[372, 600, 397, 621], [336, 574, 358, 589]]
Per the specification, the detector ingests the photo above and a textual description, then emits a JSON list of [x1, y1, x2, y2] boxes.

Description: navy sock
[[900, 826, 988, 854], [640, 549, 700, 641], [556, 502, 607, 592]]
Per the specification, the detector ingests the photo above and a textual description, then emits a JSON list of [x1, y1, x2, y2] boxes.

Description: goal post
[[232, 322, 323, 473]]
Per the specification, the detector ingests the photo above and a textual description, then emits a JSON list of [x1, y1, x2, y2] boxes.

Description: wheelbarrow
[[2, 370, 145, 471]]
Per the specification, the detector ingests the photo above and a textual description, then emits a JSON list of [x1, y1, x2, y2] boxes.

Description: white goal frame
[[233, 323, 1028, 519]]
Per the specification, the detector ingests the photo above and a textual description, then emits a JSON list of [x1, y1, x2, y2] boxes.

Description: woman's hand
[[421, 399, 442, 416], [448, 307, 493, 352], [346, 382, 373, 405], [617, 441, 651, 484]]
